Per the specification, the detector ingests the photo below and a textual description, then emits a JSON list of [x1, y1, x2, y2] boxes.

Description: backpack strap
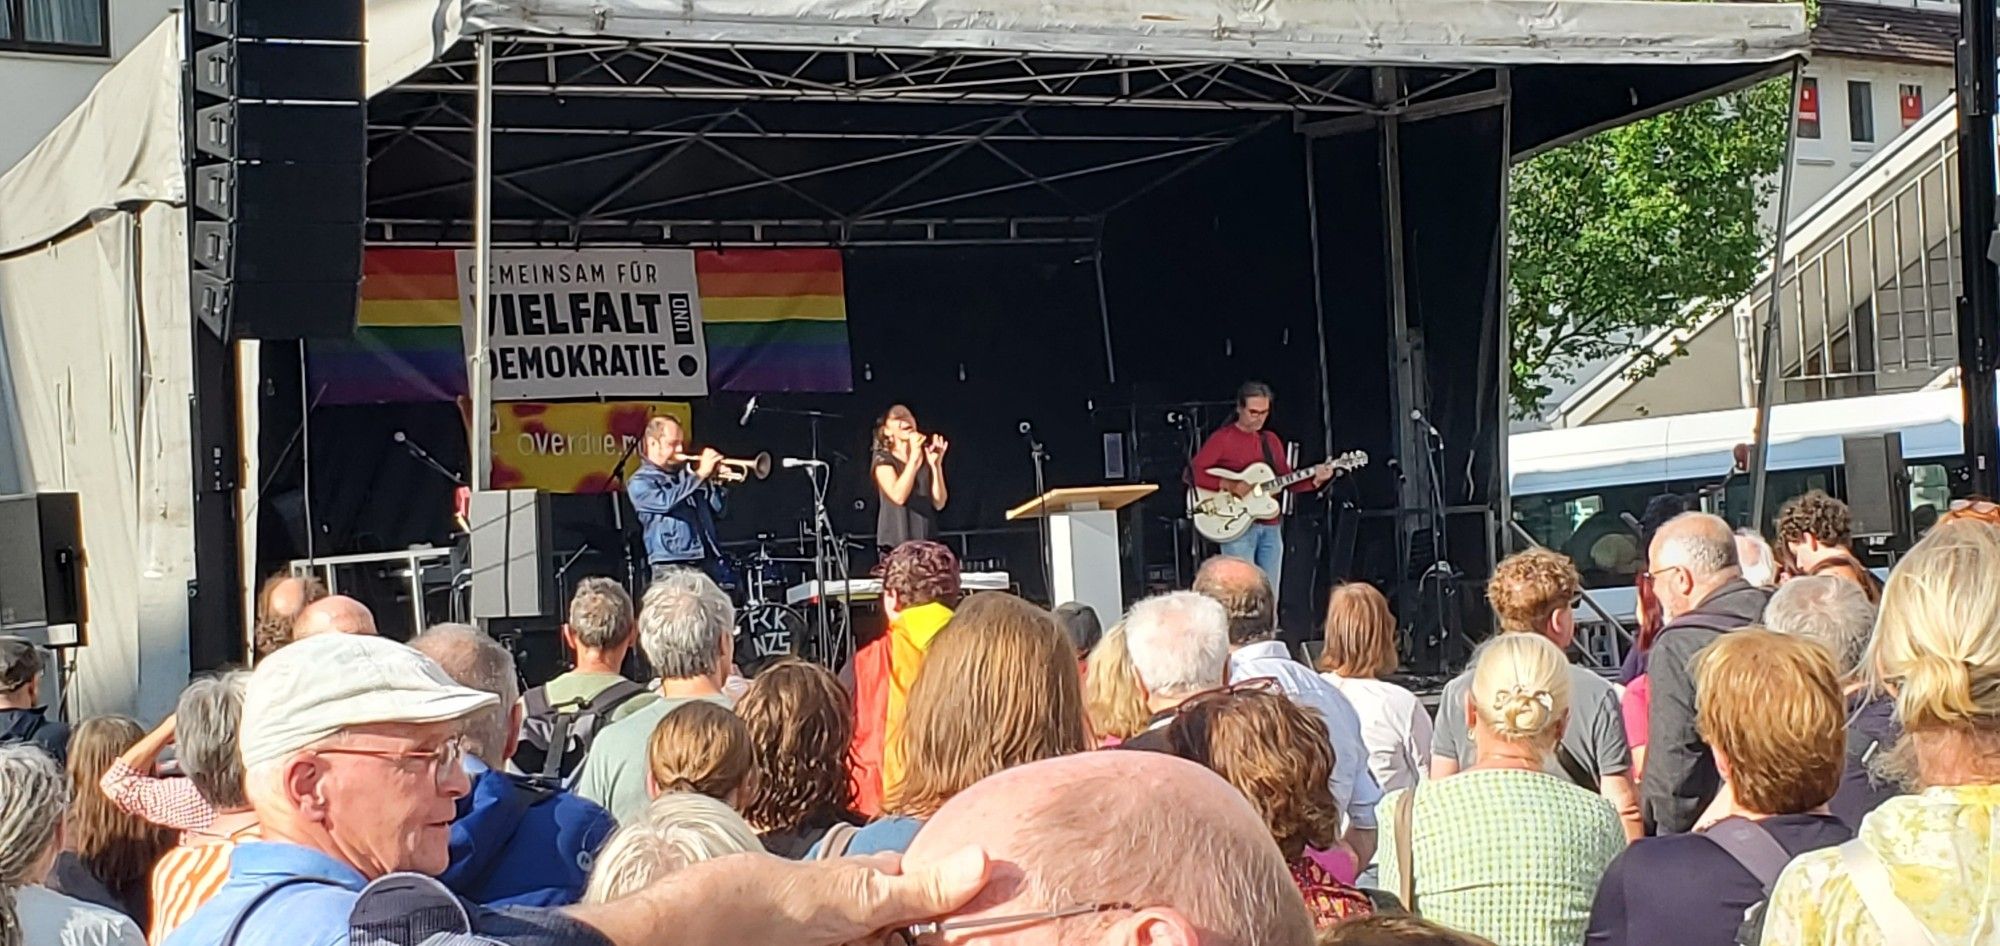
[[1839, 837, 1938, 946], [587, 679, 649, 718], [815, 822, 861, 861], [1552, 742, 1599, 792], [1700, 817, 1792, 892], [221, 876, 346, 946]]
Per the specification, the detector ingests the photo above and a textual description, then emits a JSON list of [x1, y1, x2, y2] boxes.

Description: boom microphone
[[739, 395, 759, 427], [781, 457, 827, 469], [1017, 420, 1034, 436]]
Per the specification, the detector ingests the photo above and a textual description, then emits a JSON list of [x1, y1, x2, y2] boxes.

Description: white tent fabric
[[0, 21, 191, 719], [458, 0, 1807, 67]]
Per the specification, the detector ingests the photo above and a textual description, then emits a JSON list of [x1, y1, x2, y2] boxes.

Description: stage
[[0, 0, 1808, 710]]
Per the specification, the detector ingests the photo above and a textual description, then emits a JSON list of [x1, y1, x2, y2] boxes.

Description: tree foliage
[[1507, 78, 1790, 416]]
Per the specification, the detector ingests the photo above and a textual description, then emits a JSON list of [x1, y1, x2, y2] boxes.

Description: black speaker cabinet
[[470, 490, 555, 619], [1842, 432, 1911, 543], [0, 493, 86, 647]]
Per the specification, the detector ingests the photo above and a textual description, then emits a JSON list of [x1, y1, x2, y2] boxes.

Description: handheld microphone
[[739, 396, 759, 427], [781, 457, 828, 469]]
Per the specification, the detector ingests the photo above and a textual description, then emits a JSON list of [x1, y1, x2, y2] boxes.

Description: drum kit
[[715, 534, 864, 672]]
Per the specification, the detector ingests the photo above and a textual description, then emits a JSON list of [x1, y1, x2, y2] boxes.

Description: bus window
[[1910, 462, 1951, 534]]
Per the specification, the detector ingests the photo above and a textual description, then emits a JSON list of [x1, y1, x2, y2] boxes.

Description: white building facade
[[0, 0, 176, 172]]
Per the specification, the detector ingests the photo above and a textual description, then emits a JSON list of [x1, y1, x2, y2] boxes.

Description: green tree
[[1507, 78, 1790, 416]]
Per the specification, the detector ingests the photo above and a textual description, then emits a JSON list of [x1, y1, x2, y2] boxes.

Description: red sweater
[[1190, 425, 1313, 523]]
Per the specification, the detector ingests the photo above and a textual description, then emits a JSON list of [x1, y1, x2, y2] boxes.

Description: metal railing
[[1742, 100, 1963, 400]]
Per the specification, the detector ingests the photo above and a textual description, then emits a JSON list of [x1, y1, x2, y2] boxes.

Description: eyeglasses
[[889, 903, 1136, 945], [1642, 565, 1686, 585], [311, 737, 464, 789]]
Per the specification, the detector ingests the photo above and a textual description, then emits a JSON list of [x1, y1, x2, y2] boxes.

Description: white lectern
[[1005, 483, 1157, 623]]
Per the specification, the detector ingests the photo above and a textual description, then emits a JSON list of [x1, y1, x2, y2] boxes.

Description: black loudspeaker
[[469, 490, 555, 619], [186, 0, 365, 341], [0, 493, 86, 647], [1842, 433, 1911, 542]]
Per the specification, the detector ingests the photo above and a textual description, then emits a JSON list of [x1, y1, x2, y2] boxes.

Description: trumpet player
[[628, 415, 727, 583]]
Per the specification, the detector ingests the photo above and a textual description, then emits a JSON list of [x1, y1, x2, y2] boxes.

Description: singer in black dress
[[871, 404, 949, 550]]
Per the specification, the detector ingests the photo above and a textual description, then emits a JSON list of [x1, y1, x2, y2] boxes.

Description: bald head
[[1648, 513, 1741, 620], [1192, 556, 1276, 646], [904, 752, 1311, 946], [291, 595, 378, 640]]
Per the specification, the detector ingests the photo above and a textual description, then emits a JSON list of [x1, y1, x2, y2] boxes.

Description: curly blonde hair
[[1485, 548, 1579, 635], [1163, 687, 1342, 859]]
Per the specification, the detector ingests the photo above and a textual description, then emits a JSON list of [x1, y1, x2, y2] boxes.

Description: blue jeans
[[1219, 521, 1284, 601]]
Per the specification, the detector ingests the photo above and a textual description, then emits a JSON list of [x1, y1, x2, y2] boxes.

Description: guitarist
[[1190, 381, 1334, 593]]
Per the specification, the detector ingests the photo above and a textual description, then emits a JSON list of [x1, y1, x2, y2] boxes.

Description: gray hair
[[1735, 529, 1777, 588], [568, 577, 636, 651], [1123, 591, 1230, 699], [639, 569, 734, 681], [582, 792, 761, 904], [0, 745, 68, 946], [410, 624, 520, 763], [177, 672, 251, 810], [1656, 512, 1740, 578], [1765, 576, 1878, 680]]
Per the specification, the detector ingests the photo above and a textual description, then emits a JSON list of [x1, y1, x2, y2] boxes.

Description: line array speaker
[[186, 0, 366, 340]]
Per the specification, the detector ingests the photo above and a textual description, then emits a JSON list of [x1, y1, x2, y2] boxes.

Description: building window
[[1849, 80, 1876, 143], [0, 0, 110, 55], [1798, 78, 1821, 139], [1901, 84, 1925, 128]]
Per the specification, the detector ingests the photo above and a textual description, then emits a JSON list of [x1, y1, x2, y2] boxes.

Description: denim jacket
[[626, 460, 724, 563]]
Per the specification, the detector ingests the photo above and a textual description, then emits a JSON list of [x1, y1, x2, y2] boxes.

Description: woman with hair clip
[[1377, 634, 1624, 946], [872, 405, 948, 550]]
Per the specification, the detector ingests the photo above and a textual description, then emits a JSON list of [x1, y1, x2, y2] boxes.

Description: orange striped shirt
[[148, 825, 260, 944]]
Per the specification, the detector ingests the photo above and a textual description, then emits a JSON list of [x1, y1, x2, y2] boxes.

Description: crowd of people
[[0, 491, 1997, 946]]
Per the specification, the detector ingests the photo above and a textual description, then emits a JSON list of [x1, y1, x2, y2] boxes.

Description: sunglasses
[[889, 903, 1136, 945]]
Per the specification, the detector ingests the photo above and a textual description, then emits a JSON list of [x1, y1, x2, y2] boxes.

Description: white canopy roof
[[458, 0, 1807, 67]]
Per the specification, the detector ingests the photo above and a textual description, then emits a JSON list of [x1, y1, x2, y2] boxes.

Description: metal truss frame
[[370, 37, 1496, 247], [397, 36, 1380, 113]]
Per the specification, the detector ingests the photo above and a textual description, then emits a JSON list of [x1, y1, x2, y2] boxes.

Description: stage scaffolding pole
[[1748, 63, 1803, 532], [471, 33, 495, 493], [1956, 0, 2000, 499], [1304, 136, 1334, 457]]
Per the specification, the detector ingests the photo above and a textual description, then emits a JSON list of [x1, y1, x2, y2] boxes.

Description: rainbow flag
[[698, 248, 853, 393], [307, 247, 853, 404]]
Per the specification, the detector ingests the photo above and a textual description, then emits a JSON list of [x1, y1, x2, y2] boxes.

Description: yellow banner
[[491, 401, 692, 494]]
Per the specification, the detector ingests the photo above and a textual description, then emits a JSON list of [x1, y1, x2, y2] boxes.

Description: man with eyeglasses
[[900, 751, 1315, 946], [167, 632, 994, 946], [1639, 512, 1773, 836], [1427, 548, 1643, 840]]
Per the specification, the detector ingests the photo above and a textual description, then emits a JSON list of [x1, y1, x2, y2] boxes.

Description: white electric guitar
[[1190, 451, 1368, 543]]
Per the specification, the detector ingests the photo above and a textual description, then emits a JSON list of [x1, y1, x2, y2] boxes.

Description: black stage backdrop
[[258, 116, 1504, 665]]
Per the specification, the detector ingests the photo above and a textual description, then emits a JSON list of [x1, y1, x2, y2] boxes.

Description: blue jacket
[[626, 460, 724, 564], [440, 756, 616, 908]]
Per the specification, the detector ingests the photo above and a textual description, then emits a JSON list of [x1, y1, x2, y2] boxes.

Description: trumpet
[[672, 450, 772, 483]]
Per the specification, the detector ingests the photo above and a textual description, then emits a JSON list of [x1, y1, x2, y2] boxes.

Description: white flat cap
[[241, 633, 498, 768]]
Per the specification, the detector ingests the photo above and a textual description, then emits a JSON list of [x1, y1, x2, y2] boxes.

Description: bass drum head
[[735, 603, 807, 675]]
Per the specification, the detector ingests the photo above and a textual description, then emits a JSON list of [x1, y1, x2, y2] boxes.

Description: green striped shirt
[[1377, 768, 1624, 946]]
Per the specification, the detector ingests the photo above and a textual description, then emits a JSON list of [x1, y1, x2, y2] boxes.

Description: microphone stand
[[1024, 428, 1054, 604], [759, 401, 850, 661], [596, 421, 651, 593], [397, 432, 465, 486]]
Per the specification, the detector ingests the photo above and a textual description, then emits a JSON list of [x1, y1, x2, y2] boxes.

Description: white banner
[[457, 249, 708, 401]]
